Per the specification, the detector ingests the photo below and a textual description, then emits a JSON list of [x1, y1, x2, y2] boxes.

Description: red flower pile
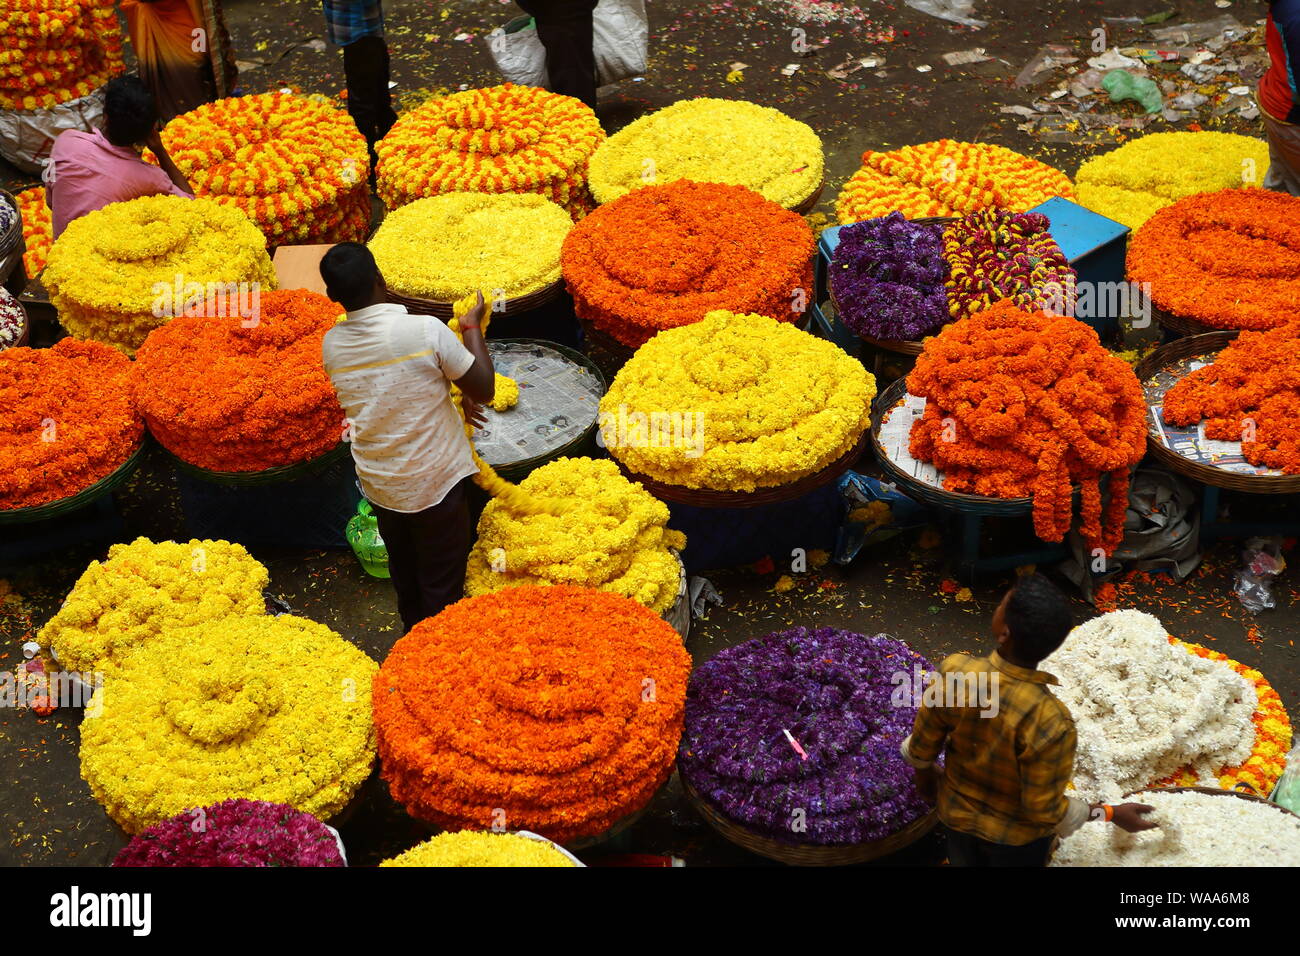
[[132, 289, 345, 472], [562, 180, 814, 347], [373, 585, 691, 844], [907, 300, 1146, 552]]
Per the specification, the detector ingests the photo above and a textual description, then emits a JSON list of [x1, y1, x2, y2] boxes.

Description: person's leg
[[1262, 114, 1300, 196], [943, 828, 984, 867], [343, 35, 393, 168], [372, 502, 424, 633], [406, 479, 474, 624], [981, 834, 1054, 867], [521, 0, 598, 110]]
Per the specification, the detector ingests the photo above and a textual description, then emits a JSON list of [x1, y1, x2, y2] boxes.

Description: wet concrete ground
[[2, 0, 1296, 866]]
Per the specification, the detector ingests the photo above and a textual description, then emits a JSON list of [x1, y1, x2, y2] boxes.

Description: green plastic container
[[346, 500, 390, 578]]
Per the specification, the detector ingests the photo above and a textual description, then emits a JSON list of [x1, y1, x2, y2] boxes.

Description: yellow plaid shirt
[[907, 651, 1077, 846]]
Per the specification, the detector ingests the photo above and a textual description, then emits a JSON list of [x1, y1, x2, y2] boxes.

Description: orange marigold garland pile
[[0, 0, 125, 111], [835, 140, 1074, 224], [16, 186, 52, 277], [0, 338, 143, 510], [1161, 321, 1300, 474], [132, 290, 345, 472], [375, 84, 605, 218], [562, 180, 815, 348], [1158, 638, 1292, 795], [1127, 188, 1300, 331], [373, 585, 691, 843], [156, 92, 370, 245], [907, 300, 1146, 552]]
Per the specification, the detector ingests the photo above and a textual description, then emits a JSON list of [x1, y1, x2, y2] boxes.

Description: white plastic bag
[[0, 87, 105, 174], [485, 0, 648, 89]]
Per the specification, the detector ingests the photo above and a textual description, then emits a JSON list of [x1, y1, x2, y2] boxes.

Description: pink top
[[48, 128, 193, 237]]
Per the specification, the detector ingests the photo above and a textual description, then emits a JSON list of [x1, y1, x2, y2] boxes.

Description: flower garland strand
[[0, 338, 144, 510], [601, 311, 876, 491], [836, 140, 1074, 223], [40, 537, 269, 674], [563, 180, 815, 348], [372, 585, 691, 844], [942, 209, 1076, 322], [587, 98, 824, 209], [133, 289, 346, 472], [16, 185, 52, 277], [465, 457, 686, 613], [155, 92, 371, 245], [906, 300, 1146, 552], [1127, 188, 1300, 331], [0, 0, 125, 111], [1161, 320, 1300, 475]]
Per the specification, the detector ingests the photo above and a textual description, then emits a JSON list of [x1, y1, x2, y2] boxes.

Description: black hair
[[320, 242, 380, 310], [1004, 573, 1073, 662], [103, 76, 158, 147]]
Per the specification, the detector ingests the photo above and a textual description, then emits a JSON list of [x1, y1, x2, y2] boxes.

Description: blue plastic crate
[[1028, 196, 1131, 337]]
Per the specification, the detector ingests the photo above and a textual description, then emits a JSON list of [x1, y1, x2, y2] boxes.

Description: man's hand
[[1112, 803, 1158, 833], [460, 290, 487, 331], [915, 765, 943, 805], [462, 396, 488, 430], [143, 128, 164, 155]]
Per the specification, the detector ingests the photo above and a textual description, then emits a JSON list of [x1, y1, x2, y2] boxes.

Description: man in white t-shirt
[[319, 243, 496, 632]]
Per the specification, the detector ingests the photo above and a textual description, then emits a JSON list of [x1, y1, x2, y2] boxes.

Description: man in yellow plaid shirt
[[903, 573, 1157, 866]]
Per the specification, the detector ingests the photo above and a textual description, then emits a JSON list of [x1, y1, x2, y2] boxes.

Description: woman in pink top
[[46, 76, 194, 238]]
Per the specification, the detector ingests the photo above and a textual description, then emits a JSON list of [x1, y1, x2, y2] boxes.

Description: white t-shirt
[[322, 303, 479, 513]]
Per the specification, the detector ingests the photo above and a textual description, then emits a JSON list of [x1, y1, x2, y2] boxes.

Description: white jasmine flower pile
[[1051, 790, 1300, 866], [1043, 610, 1257, 801]]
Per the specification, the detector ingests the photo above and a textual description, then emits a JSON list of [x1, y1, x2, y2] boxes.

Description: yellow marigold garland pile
[[587, 98, 824, 209], [16, 186, 52, 276], [836, 140, 1074, 223], [380, 831, 576, 867], [375, 84, 605, 218], [601, 311, 875, 491], [40, 537, 268, 674], [0, 0, 125, 111], [80, 613, 378, 834], [369, 192, 571, 302], [155, 92, 371, 245], [43, 194, 276, 353], [466, 457, 685, 613]]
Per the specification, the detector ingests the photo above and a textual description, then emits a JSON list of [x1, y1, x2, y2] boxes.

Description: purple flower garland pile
[[830, 212, 949, 341], [680, 627, 933, 846], [113, 799, 345, 867], [829, 208, 1076, 341]]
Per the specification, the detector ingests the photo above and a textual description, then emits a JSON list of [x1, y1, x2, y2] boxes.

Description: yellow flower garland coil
[[587, 98, 825, 209], [601, 311, 876, 492], [466, 457, 686, 613], [1074, 131, 1271, 231], [40, 537, 268, 674], [380, 831, 576, 867], [80, 613, 378, 834], [368, 192, 571, 302], [42, 195, 277, 353]]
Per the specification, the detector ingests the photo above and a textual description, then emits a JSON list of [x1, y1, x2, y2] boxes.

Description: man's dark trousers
[[517, 0, 599, 110], [945, 828, 1054, 867], [343, 34, 398, 167], [371, 478, 472, 634]]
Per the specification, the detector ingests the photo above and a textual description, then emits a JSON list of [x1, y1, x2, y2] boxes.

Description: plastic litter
[[1273, 746, 1300, 810], [1103, 69, 1164, 114], [688, 576, 722, 619], [1234, 536, 1287, 614], [904, 0, 986, 29], [346, 499, 390, 579]]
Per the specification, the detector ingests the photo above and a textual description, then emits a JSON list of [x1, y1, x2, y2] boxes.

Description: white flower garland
[[1051, 790, 1300, 866], [1043, 610, 1257, 801]]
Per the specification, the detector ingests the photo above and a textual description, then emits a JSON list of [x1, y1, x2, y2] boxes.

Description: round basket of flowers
[[1127, 188, 1300, 336], [42, 194, 276, 353], [0, 338, 145, 520], [369, 192, 571, 319], [132, 289, 347, 478], [680, 627, 937, 866], [380, 830, 582, 867], [375, 84, 604, 218], [155, 92, 371, 246], [836, 140, 1073, 224], [600, 311, 875, 505], [587, 98, 824, 211], [465, 457, 686, 615], [113, 799, 347, 867], [562, 180, 814, 349], [372, 585, 691, 846], [80, 613, 378, 835]]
